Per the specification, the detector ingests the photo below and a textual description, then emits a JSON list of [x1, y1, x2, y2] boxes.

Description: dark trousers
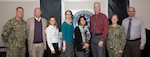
[[60, 42, 74, 57], [91, 35, 106, 57], [75, 47, 89, 57], [48, 43, 59, 57], [123, 39, 141, 57]]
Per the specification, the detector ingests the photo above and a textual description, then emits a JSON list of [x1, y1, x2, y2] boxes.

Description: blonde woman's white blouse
[[45, 25, 60, 51]]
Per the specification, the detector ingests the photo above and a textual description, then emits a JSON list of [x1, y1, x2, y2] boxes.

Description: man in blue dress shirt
[[122, 7, 146, 57]]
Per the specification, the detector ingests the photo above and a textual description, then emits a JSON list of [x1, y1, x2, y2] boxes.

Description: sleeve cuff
[[50, 47, 54, 51], [140, 43, 145, 46]]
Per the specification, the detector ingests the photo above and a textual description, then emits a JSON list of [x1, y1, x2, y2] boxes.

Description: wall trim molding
[[0, 0, 38, 2], [64, 0, 105, 2]]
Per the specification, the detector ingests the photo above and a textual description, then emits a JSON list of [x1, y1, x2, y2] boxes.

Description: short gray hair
[[94, 2, 101, 6]]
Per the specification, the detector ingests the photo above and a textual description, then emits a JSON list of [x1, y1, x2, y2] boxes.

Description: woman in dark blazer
[[74, 16, 91, 57]]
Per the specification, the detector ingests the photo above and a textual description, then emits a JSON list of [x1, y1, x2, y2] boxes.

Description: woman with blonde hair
[[45, 16, 61, 57]]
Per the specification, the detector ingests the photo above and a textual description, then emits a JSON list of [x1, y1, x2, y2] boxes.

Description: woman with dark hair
[[45, 16, 61, 57], [74, 16, 91, 57], [61, 10, 74, 57], [106, 14, 126, 57]]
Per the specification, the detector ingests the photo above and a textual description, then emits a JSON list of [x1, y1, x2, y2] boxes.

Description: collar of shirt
[[127, 16, 136, 20], [48, 25, 57, 29], [35, 17, 41, 22]]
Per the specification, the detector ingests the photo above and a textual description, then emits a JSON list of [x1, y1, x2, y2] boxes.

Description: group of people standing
[[1, 2, 146, 57]]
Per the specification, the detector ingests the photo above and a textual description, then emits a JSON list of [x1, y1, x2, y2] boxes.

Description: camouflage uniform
[[1, 17, 26, 57], [106, 25, 126, 57]]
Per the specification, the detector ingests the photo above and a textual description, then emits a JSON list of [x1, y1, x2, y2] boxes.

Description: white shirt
[[35, 17, 41, 22], [45, 25, 61, 51]]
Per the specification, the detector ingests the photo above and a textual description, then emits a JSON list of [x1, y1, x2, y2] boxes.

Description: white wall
[[130, 0, 150, 29], [61, 0, 108, 23]]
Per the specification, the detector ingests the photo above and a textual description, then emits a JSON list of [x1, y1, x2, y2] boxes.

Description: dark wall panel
[[108, 0, 129, 25], [40, 0, 61, 31]]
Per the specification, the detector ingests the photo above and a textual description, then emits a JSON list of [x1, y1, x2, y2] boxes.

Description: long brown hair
[[47, 16, 58, 28]]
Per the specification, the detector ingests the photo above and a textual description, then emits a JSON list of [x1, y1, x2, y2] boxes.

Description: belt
[[93, 33, 102, 36], [33, 41, 43, 43], [52, 43, 58, 44], [127, 38, 141, 41]]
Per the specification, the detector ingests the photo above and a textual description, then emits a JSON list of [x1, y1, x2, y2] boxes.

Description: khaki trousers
[[29, 43, 44, 57]]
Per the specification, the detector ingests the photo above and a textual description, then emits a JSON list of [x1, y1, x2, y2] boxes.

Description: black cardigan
[[74, 26, 85, 51]]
